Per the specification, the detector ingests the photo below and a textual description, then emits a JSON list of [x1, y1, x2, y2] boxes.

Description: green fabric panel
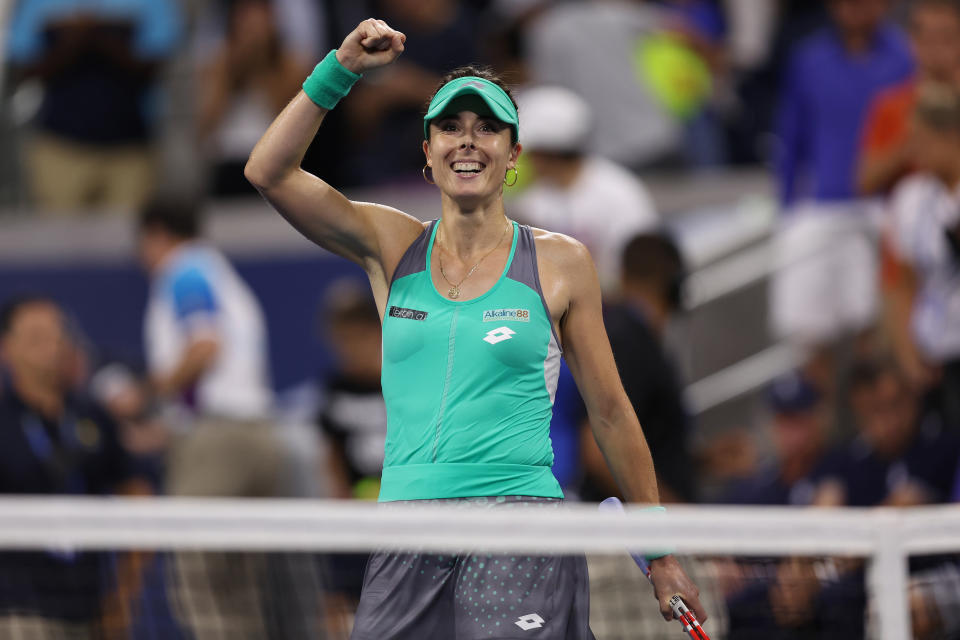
[[380, 222, 561, 500]]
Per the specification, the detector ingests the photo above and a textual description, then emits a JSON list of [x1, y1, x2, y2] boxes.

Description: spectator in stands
[[523, 0, 683, 170], [192, 0, 324, 69], [511, 86, 659, 291], [719, 371, 864, 638], [580, 233, 694, 503], [196, 0, 309, 196], [137, 197, 275, 451], [815, 357, 959, 508], [909, 561, 960, 640], [654, 0, 731, 167], [136, 197, 305, 638], [316, 279, 386, 501], [883, 85, 960, 430], [722, 371, 831, 507], [5, 0, 182, 213], [903, 423, 960, 639], [857, 0, 960, 196], [905, 454, 960, 639], [808, 357, 960, 638], [0, 295, 144, 638], [770, 0, 913, 390], [313, 280, 386, 636]]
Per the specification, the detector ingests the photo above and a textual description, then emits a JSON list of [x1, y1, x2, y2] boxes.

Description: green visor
[[423, 76, 519, 143]]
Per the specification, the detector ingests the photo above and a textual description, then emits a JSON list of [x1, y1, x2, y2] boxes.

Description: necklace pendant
[[448, 286, 460, 299]]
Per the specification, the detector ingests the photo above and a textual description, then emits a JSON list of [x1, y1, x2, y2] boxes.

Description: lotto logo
[[515, 613, 545, 631], [483, 326, 515, 344]]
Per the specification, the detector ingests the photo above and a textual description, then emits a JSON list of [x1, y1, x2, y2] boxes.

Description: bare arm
[[559, 243, 660, 504], [244, 19, 423, 289], [552, 237, 706, 622], [150, 337, 219, 398]]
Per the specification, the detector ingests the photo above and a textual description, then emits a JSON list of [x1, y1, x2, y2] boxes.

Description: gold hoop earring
[[504, 167, 519, 187], [422, 165, 435, 185]]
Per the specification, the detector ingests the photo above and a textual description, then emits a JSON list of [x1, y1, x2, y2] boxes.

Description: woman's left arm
[[556, 238, 707, 623], [558, 238, 656, 503]]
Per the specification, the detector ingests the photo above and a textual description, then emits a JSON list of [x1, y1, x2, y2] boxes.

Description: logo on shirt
[[388, 306, 428, 321], [515, 613, 545, 630], [482, 308, 530, 322], [483, 326, 516, 344]]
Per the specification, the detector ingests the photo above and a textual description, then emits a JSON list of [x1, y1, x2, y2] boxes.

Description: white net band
[[1, 497, 959, 640]]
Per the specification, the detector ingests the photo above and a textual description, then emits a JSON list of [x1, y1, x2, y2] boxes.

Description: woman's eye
[[442, 123, 457, 131]]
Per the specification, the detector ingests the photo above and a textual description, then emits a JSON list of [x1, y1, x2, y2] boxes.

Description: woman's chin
[[442, 180, 499, 203]]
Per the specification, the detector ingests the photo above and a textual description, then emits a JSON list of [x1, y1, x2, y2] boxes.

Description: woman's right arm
[[244, 19, 422, 279]]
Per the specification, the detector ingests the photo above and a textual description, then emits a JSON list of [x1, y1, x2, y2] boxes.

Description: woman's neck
[[438, 195, 510, 258]]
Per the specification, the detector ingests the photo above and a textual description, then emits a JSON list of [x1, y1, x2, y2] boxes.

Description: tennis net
[[0, 497, 958, 639]]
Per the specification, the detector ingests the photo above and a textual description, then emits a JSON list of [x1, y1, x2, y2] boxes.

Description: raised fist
[[336, 18, 406, 74]]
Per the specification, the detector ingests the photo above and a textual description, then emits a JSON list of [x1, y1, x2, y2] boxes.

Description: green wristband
[[302, 49, 362, 110], [640, 505, 674, 561]]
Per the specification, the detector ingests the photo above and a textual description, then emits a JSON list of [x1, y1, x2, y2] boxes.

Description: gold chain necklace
[[437, 221, 510, 299]]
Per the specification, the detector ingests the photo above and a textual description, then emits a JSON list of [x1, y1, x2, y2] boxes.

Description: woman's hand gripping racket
[[599, 497, 711, 640]]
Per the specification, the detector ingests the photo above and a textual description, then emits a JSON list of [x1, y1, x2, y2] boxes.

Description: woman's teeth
[[452, 162, 484, 173]]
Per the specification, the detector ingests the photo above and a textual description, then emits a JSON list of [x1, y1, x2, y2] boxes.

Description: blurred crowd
[[0, 0, 885, 211], [3, 0, 960, 638]]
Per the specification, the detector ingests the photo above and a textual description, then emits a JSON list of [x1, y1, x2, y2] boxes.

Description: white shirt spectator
[[511, 155, 659, 288], [888, 174, 960, 361], [525, 1, 680, 167], [145, 242, 273, 421]]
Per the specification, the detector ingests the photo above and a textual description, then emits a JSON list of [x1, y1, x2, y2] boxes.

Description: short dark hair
[[138, 196, 202, 239], [621, 232, 686, 310], [426, 65, 519, 116], [0, 294, 59, 337]]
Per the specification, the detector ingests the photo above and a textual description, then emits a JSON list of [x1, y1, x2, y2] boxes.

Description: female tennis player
[[246, 18, 706, 640]]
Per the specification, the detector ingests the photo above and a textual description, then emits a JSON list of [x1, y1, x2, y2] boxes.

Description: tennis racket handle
[[637, 556, 710, 639], [670, 595, 710, 640], [599, 497, 711, 640]]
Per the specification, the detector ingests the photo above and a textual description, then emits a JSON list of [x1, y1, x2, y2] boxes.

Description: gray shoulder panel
[[505, 224, 539, 290], [389, 220, 436, 287], [508, 224, 562, 352]]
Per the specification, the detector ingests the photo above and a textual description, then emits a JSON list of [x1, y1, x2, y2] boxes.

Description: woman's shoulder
[[529, 226, 593, 268]]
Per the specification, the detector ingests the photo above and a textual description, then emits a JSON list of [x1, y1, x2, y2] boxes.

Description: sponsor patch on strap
[[389, 306, 428, 321]]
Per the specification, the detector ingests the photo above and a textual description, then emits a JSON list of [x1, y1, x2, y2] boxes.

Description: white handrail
[[684, 342, 800, 414]]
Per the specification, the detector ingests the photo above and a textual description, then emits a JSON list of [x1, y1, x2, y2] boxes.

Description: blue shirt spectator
[[721, 371, 830, 506], [818, 358, 960, 507], [0, 296, 139, 629], [776, 23, 912, 206]]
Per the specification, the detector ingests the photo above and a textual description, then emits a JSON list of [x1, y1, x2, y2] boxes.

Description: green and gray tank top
[[379, 220, 564, 501]]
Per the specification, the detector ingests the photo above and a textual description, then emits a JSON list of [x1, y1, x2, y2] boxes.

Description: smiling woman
[[244, 17, 704, 639], [421, 68, 520, 203]]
